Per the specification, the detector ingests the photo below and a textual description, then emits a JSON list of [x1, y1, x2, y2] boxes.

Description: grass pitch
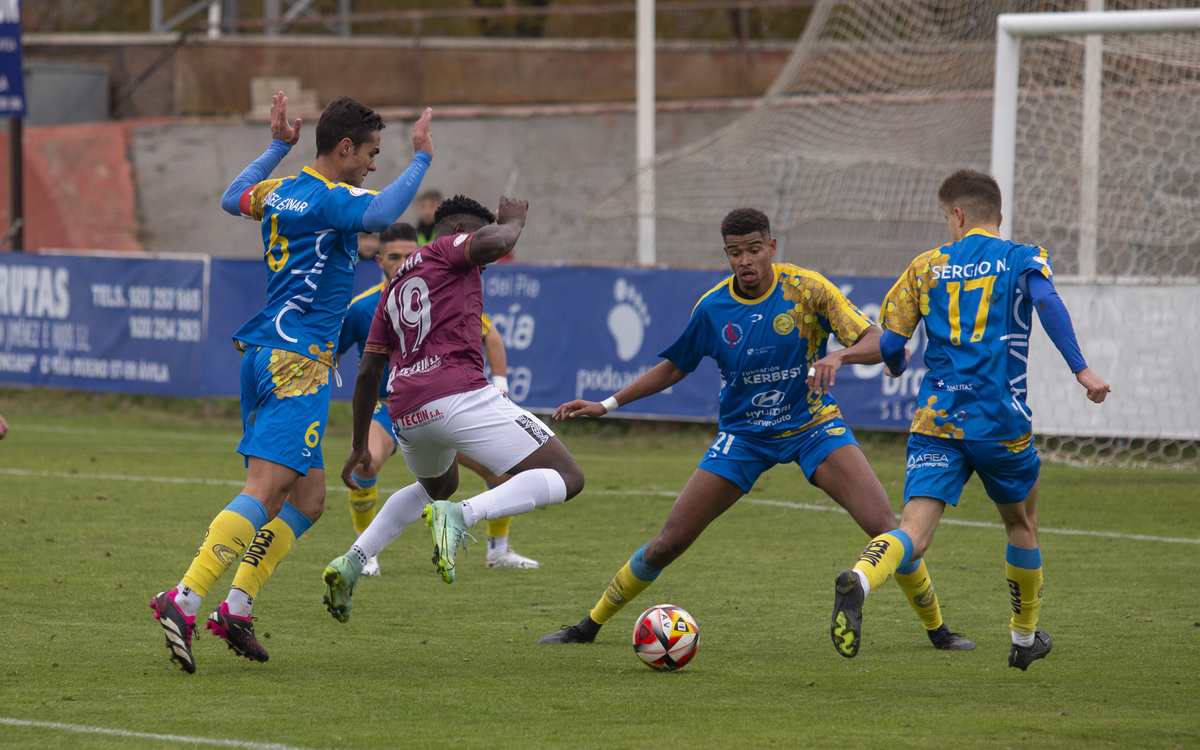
[[1, 388, 1197, 749]]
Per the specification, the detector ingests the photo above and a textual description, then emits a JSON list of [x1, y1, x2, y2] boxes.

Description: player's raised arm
[[359, 108, 434, 233], [468, 196, 528, 266], [220, 91, 297, 217], [554, 360, 687, 420]]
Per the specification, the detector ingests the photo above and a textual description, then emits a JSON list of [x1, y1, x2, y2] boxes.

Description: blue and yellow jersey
[[338, 281, 388, 399], [232, 166, 378, 366], [660, 263, 873, 438], [481, 313, 493, 338], [882, 228, 1052, 441]]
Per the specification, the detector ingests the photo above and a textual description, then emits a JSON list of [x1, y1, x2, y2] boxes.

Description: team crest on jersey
[[721, 321, 744, 347], [772, 313, 795, 335], [454, 234, 469, 247]]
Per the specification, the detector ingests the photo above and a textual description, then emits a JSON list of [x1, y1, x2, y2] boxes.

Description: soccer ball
[[632, 604, 699, 671]]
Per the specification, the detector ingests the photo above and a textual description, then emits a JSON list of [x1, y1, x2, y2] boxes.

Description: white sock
[[354, 483, 431, 559], [853, 568, 872, 597], [224, 586, 253, 618], [487, 535, 509, 559], [174, 584, 203, 618], [1012, 630, 1035, 647], [461, 469, 567, 527]]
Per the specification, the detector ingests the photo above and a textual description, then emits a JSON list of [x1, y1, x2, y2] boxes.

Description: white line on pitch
[[2, 467, 1196, 546], [0, 718, 323, 750]]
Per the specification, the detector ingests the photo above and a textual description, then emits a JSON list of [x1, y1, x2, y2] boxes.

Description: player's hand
[[1076, 367, 1111, 403], [411, 107, 434, 156], [496, 195, 529, 227], [553, 399, 606, 420], [806, 352, 844, 396], [341, 447, 372, 489], [270, 91, 302, 146]]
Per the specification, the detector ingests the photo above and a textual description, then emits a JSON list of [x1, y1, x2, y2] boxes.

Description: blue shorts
[[372, 400, 399, 453], [904, 433, 1040, 506], [238, 346, 331, 474], [698, 418, 860, 494]]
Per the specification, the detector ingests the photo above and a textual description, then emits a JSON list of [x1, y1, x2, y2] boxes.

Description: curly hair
[[433, 195, 497, 234], [938, 169, 1002, 225], [720, 207, 771, 240], [315, 97, 385, 157], [379, 222, 417, 244]]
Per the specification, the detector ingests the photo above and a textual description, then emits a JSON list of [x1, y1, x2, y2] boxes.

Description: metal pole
[[991, 23, 1020, 242], [1079, 0, 1104, 280], [635, 0, 656, 266], [9, 117, 23, 251], [206, 0, 222, 39]]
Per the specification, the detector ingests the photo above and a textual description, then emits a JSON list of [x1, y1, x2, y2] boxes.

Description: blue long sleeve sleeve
[[1027, 273, 1087, 373], [880, 329, 909, 376], [220, 139, 292, 216], [361, 150, 432, 233]]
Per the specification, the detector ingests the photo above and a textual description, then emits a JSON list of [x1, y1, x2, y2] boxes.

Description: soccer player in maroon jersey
[[322, 195, 584, 622]]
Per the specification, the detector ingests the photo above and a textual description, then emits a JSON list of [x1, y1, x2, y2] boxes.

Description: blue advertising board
[[0, 252, 925, 433], [0, 0, 25, 118]]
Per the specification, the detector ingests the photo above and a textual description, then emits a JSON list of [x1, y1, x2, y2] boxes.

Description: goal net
[[590, 0, 1200, 466]]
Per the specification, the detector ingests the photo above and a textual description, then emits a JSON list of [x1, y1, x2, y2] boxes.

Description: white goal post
[[991, 7, 1200, 279]]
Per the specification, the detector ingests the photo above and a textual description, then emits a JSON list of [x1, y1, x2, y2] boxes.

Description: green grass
[[1, 387, 1198, 749]]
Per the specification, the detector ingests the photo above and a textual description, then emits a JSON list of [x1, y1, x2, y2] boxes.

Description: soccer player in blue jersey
[[335, 222, 539, 574], [830, 169, 1110, 670], [538, 207, 971, 651], [149, 92, 434, 674]]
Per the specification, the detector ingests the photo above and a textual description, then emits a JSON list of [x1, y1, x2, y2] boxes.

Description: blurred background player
[[336, 221, 539, 574], [322, 195, 581, 624], [149, 93, 433, 674], [830, 169, 1110, 669], [0, 411, 8, 439], [539, 207, 970, 652], [414, 189, 441, 246]]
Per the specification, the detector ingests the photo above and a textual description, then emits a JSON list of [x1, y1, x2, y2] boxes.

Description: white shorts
[[391, 385, 555, 479]]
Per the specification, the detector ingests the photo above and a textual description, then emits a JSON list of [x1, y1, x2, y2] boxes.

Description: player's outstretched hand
[[412, 107, 434, 156], [496, 195, 529, 227], [341, 447, 372, 490], [1076, 367, 1111, 403], [553, 399, 606, 420], [270, 91, 302, 146]]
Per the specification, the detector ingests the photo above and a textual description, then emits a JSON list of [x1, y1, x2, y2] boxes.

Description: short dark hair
[[433, 195, 496, 234], [720, 208, 771, 240], [380, 222, 417, 244], [315, 97, 385, 157], [418, 189, 443, 203], [938, 169, 1002, 225]]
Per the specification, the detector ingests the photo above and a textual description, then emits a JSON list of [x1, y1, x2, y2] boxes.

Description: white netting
[[589, 0, 1200, 465]]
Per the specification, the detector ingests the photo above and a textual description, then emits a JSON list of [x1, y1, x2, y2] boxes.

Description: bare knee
[[560, 464, 585, 500]]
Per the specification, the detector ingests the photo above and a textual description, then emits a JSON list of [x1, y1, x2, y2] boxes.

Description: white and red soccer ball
[[632, 604, 699, 671]]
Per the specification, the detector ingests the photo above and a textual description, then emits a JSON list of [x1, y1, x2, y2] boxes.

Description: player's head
[[417, 189, 443, 225], [938, 169, 1002, 241], [720, 208, 776, 298], [433, 195, 496, 237], [377, 222, 419, 280], [315, 96, 385, 188]]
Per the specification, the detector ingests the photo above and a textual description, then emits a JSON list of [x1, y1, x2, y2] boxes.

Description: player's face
[[342, 131, 382, 188], [723, 231, 776, 298], [418, 198, 438, 224], [377, 240, 418, 280]]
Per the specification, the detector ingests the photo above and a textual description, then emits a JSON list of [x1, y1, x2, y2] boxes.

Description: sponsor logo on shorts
[[396, 407, 444, 429], [826, 427, 846, 436], [908, 452, 951, 469], [772, 313, 795, 335], [515, 414, 551, 446]]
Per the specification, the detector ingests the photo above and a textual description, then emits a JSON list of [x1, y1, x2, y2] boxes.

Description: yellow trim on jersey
[[481, 313, 493, 337], [727, 265, 780, 306], [300, 166, 380, 195], [350, 281, 386, 306]]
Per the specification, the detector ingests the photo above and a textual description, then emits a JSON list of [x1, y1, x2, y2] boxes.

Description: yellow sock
[[894, 558, 943, 631], [852, 531, 913, 593], [181, 509, 259, 598], [230, 516, 297, 601], [487, 516, 512, 538], [1006, 561, 1044, 636], [589, 561, 656, 625], [349, 486, 378, 535]]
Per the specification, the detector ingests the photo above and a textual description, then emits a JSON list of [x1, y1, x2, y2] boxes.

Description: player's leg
[[539, 468, 744, 644], [457, 452, 539, 569], [210, 468, 324, 661], [968, 437, 1051, 669], [808, 436, 972, 651], [347, 403, 396, 576]]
